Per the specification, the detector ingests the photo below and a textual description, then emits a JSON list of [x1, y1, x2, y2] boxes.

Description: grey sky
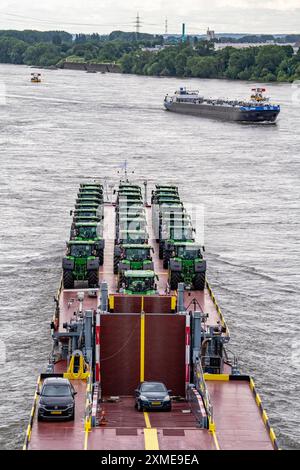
[[0, 0, 299, 35]]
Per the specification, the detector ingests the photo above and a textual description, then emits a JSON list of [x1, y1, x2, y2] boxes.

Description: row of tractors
[[113, 183, 159, 295], [62, 183, 105, 289], [152, 185, 206, 291]]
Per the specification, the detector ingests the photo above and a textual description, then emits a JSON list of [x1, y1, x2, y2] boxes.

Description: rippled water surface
[[0, 64, 299, 450]]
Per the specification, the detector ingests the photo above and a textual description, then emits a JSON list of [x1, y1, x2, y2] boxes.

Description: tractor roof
[[172, 241, 201, 247], [119, 217, 146, 222], [76, 202, 100, 207], [124, 270, 155, 278], [122, 244, 151, 249], [68, 240, 96, 245], [74, 222, 99, 227], [119, 229, 148, 235]]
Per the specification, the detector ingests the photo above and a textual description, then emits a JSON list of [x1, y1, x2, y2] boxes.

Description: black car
[[135, 381, 172, 411], [37, 377, 77, 421]]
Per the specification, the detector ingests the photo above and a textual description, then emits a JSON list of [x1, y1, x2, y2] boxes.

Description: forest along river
[[0, 64, 299, 449]]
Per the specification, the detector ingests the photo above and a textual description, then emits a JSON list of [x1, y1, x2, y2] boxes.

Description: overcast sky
[[0, 0, 299, 35]]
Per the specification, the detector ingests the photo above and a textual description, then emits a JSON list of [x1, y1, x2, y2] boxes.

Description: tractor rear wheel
[[99, 249, 104, 266], [193, 272, 205, 291], [170, 271, 181, 290], [163, 249, 170, 269], [63, 270, 74, 289], [88, 270, 99, 288], [113, 255, 120, 274]]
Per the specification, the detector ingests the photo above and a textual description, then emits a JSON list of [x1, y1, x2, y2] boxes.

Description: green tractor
[[114, 244, 154, 275], [119, 270, 158, 295], [160, 225, 195, 265], [168, 242, 206, 291], [62, 240, 100, 289], [71, 222, 105, 265]]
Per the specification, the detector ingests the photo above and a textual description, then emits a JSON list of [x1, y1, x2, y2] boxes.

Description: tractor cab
[[77, 195, 103, 204], [118, 217, 147, 233], [117, 229, 149, 245], [162, 225, 195, 242], [75, 202, 101, 211], [120, 244, 153, 262], [120, 270, 158, 295], [118, 198, 144, 208], [173, 242, 203, 260], [72, 222, 103, 240]]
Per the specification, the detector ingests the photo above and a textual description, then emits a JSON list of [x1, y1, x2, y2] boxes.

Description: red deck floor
[[87, 397, 216, 450], [207, 380, 273, 450], [58, 289, 99, 332]]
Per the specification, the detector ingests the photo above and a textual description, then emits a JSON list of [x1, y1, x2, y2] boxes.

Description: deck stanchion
[[95, 310, 101, 383]]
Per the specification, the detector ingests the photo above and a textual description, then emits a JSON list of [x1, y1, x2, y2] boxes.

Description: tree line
[[0, 29, 299, 82], [120, 42, 300, 82]]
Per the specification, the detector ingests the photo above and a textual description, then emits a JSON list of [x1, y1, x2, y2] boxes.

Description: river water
[[0, 64, 299, 450]]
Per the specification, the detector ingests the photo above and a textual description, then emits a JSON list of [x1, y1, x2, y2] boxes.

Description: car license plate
[[51, 411, 62, 415], [151, 401, 161, 405]]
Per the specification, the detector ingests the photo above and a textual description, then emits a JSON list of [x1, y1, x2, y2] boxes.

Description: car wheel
[[137, 401, 143, 412], [37, 414, 43, 422]]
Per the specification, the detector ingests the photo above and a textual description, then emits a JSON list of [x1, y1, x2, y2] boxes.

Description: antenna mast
[[165, 17, 168, 34]]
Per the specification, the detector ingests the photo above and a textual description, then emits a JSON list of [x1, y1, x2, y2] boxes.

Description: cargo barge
[[164, 87, 280, 122], [23, 180, 279, 451]]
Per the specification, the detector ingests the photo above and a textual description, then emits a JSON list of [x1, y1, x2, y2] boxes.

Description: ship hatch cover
[[163, 429, 185, 436], [116, 428, 138, 436]]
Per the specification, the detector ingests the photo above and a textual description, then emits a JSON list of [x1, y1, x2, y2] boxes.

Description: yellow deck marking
[[204, 373, 229, 381], [143, 412, 151, 429], [84, 429, 89, 450], [140, 313, 145, 382], [212, 430, 220, 450], [144, 428, 159, 450]]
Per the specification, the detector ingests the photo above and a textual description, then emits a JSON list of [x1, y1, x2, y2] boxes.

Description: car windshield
[[78, 226, 97, 239], [42, 384, 72, 397], [70, 244, 93, 257], [125, 248, 149, 261], [177, 247, 200, 260], [141, 383, 166, 393]]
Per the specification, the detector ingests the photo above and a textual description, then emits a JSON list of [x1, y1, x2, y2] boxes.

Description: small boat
[[31, 73, 42, 83]]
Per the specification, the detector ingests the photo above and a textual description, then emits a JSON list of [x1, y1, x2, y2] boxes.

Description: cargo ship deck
[[25, 201, 278, 451]]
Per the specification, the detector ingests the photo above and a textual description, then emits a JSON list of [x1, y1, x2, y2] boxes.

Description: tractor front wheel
[[63, 270, 74, 289], [113, 255, 120, 274], [170, 271, 181, 291], [193, 272, 205, 291], [88, 270, 99, 288], [99, 249, 104, 266]]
